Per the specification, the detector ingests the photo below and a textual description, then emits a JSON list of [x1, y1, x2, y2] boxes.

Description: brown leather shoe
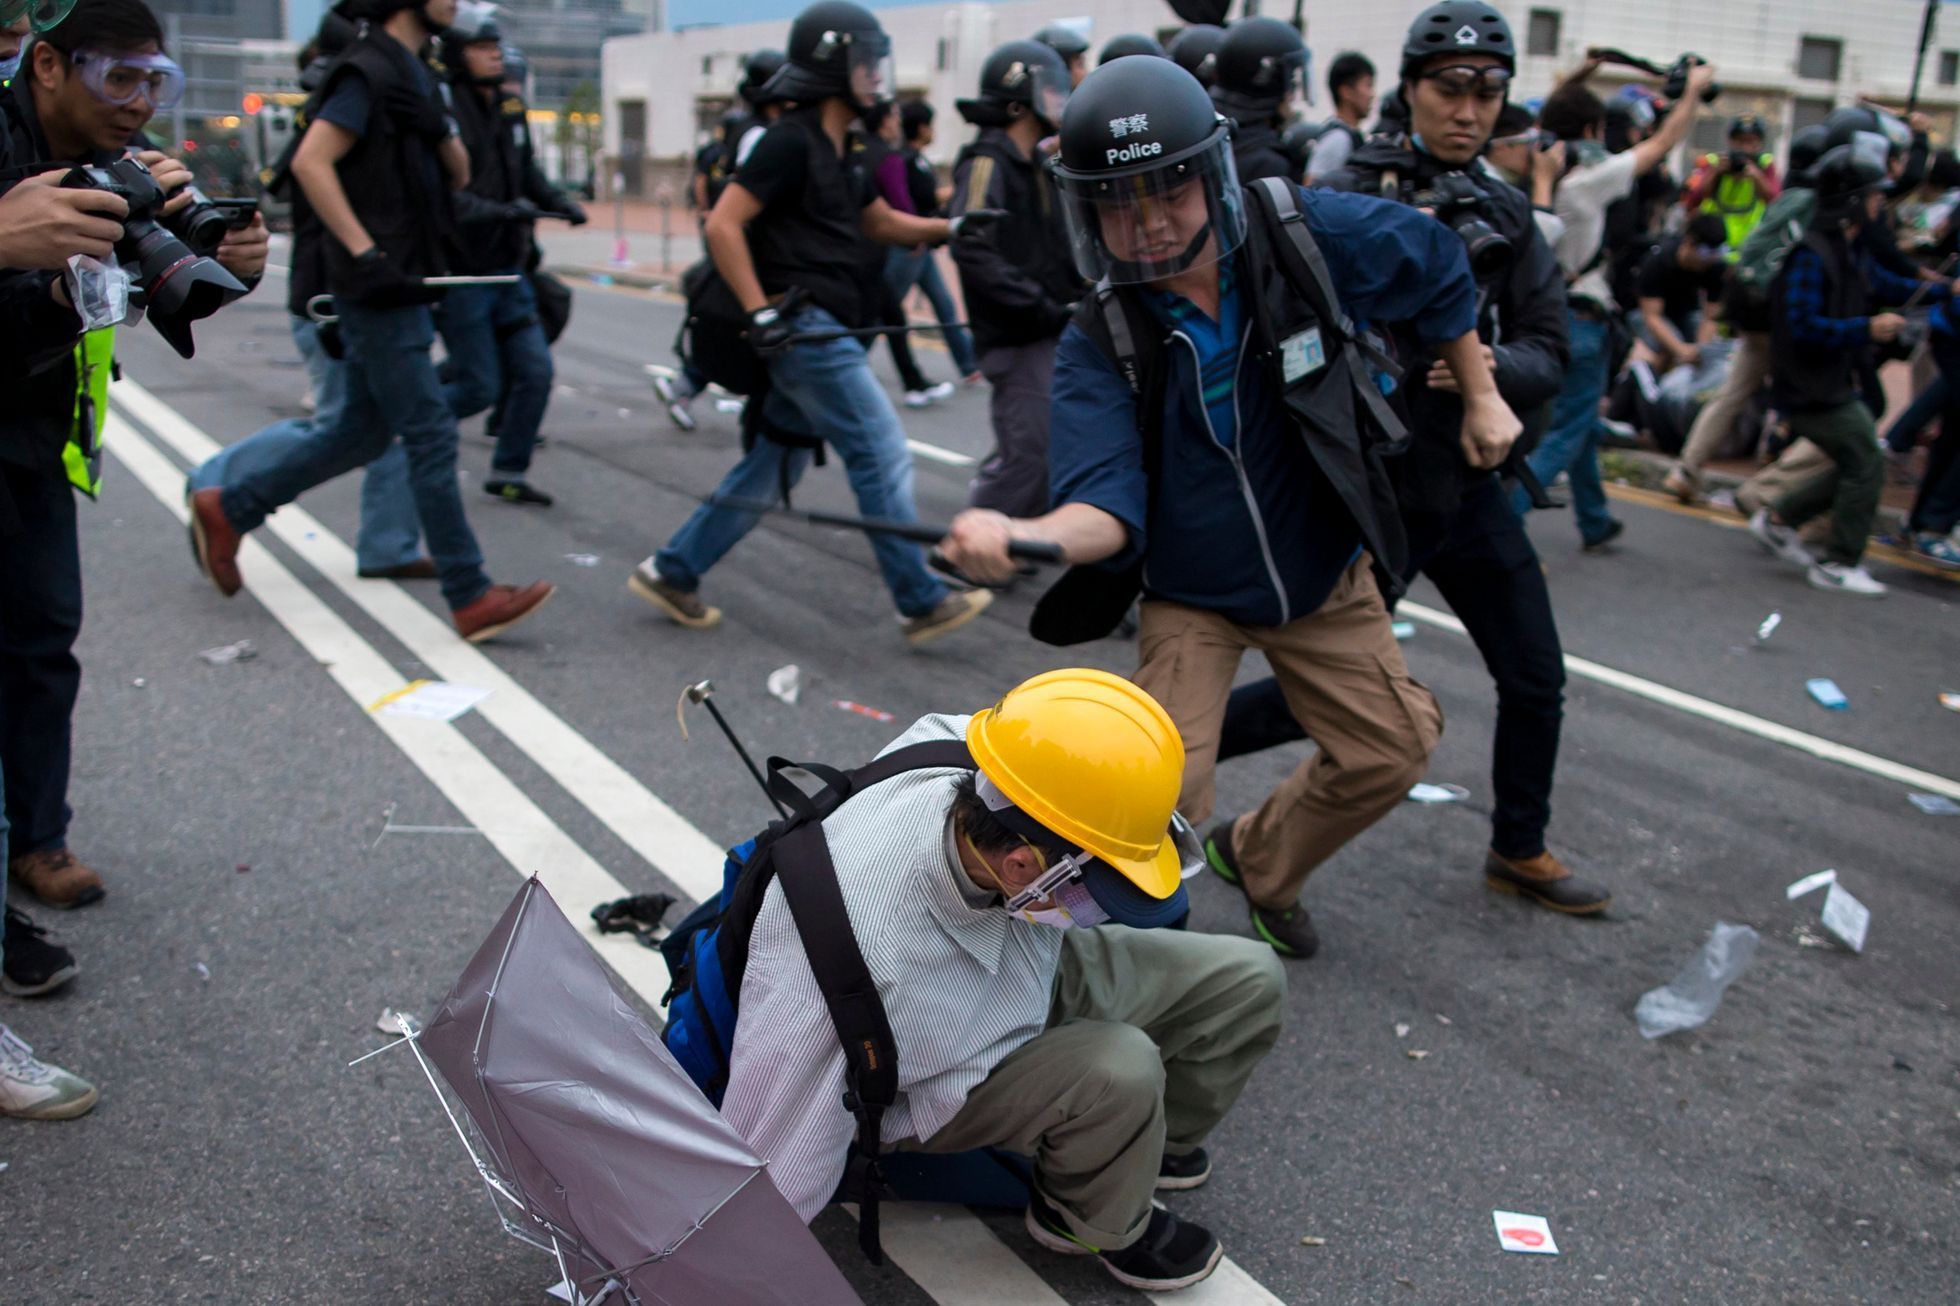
[[8, 849, 106, 910], [452, 581, 555, 643], [1485, 849, 1611, 915], [188, 487, 243, 597], [358, 558, 439, 580]]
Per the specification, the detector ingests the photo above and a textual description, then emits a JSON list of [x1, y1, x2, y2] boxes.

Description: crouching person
[[704, 670, 1284, 1291]]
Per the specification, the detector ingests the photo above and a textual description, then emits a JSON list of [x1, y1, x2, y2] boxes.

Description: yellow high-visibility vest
[[63, 327, 115, 498]]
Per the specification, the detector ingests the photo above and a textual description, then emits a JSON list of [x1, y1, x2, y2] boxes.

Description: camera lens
[[164, 186, 231, 256]]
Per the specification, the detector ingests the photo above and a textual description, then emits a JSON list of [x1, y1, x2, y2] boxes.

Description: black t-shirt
[[1636, 238, 1725, 338], [736, 107, 879, 327], [901, 145, 940, 217]]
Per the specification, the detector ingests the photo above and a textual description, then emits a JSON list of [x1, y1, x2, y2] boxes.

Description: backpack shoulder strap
[[1078, 284, 1170, 486], [773, 819, 898, 1266], [1248, 176, 1404, 384]]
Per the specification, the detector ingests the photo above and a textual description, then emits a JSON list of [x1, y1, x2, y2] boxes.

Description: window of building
[[1526, 10, 1561, 58], [1792, 97, 1834, 134], [1941, 51, 1959, 86], [700, 55, 714, 77], [937, 38, 949, 72], [1797, 37, 1842, 83]]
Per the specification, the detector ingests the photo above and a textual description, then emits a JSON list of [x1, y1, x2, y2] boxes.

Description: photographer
[[1683, 113, 1778, 249], [1527, 50, 1714, 550], [1746, 146, 1947, 598], [941, 55, 1513, 959], [188, 0, 556, 644], [438, 1, 586, 508], [948, 38, 1079, 518], [0, 0, 264, 918], [1223, 0, 1609, 917]]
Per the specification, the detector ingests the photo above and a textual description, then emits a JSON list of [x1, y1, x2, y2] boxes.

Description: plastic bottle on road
[[1635, 921, 1761, 1039]]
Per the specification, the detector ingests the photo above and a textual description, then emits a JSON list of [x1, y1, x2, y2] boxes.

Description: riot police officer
[[1210, 15, 1310, 183], [1221, 0, 1612, 917], [1167, 24, 1225, 89], [1097, 33, 1166, 66], [942, 55, 1519, 959], [1032, 23, 1090, 87]]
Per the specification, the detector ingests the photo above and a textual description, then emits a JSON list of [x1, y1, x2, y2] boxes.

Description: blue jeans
[[655, 307, 949, 617], [191, 315, 423, 574], [220, 302, 490, 609], [439, 275, 554, 477], [1517, 309, 1614, 542], [885, 246, 979, 376]]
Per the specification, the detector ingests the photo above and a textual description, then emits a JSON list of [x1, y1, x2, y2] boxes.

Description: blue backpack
[[659, 739, 1032, 1263]]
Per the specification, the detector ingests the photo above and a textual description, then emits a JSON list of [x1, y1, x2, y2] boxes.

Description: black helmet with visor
[[760, 0, 893, 111], [1211, 16, 1311, 121], [1052, 56, 1247, 286], [1168, 24, 1226, 88], [957, 39, 1072, 132]]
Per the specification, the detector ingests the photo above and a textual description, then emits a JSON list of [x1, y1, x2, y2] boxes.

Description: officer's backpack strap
[[1248, 176, 1411, 455], [767, 737, 976, 1265]]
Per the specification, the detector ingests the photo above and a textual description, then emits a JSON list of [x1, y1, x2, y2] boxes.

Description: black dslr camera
[[1413, 171, 1513, 282], [1662, 54, 1722, 105], [59, 157, 247, 358]]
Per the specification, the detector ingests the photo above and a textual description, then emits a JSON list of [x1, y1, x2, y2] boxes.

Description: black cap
[[1400, 0, 1515, 79], [1169, 25, 1226, 87], [1099, 33, 1168, 66]]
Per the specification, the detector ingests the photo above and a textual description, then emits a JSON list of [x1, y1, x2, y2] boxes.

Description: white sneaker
[[650, 375, 697, 432], [0, 1025, 98, 1120], [1806, 561, 1887, 597], [1748, 509, 1815, 568], [904, 381, 956, 408]]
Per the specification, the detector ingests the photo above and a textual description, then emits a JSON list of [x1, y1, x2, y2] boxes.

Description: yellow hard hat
[[966, 668, 1187, 900]]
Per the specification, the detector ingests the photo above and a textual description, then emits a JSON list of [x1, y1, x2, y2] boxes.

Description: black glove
[[554, 197, 589, 226], [746, 301, 796, 355], [347, 247, 416, 305], [503, 197, 542, 224], [947, 208, 1007, 243]]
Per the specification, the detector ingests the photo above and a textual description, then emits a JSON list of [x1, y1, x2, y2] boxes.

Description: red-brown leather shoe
[[1484, 849, 1611, 915], [8, 849, 106, 909], [452, 581, 555, 643], [188, 487, 243, 597]]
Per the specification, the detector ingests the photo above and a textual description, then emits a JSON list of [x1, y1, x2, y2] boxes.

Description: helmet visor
[[1053, 128, 1247, 285], [1030, 61, 1071, 130], [72, 49, 185, 111], [845, 31, 894, 108]]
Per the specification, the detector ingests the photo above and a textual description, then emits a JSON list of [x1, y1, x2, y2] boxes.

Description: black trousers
[[1217, 476, 1566, 859], [0, 462, 82, 857]]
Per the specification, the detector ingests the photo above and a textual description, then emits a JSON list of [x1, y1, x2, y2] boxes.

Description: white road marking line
[[113, 384, 1291, 1304], [111, 377, 730, 902], [908, 439, 977, 468], [1399, 600, 1960, 802], [846, 1205, 1067, 1306], [102, 413, 671, 1001]]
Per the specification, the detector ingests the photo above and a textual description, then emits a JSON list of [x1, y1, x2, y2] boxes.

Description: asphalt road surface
[[4, 259, 1956, 1305]]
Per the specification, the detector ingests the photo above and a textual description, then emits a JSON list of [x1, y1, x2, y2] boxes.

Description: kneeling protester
[[660, 668, 1286, 1292]]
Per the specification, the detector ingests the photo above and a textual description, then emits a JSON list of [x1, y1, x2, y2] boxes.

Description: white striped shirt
[[720, 714, 1065, 1222]]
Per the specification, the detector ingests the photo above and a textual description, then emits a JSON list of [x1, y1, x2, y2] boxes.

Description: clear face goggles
[[995, 812, 1206, 916], [72, 48, 185, 110]]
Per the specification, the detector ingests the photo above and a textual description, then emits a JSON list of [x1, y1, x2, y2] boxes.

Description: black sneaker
[[484, 479, 555, 507], [1204, 818, 1318, 958], [1157, 1147, 1210, 1191], [2, 907, 79, 997], [1581, 518, 1625, 553], [1024, 1191, 1223, 1291]]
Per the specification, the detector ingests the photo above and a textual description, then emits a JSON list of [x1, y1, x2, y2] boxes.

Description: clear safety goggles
[[0, 1, 78, 33], [1002, 813, 1206, 915], [1053, 126, 1248, 285], [1419, 64, 1513, 102], [72, 48, 185, 110]]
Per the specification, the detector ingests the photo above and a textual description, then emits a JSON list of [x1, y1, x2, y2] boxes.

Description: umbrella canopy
[[415, 877, 860, 1306]]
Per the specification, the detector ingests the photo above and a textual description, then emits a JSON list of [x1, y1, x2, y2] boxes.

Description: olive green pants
[[909, 926, 1285, 1250], [1773, 400, 1883, 565]]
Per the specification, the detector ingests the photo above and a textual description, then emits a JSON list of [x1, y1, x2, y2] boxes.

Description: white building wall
[[599, 1, 1960, 194]]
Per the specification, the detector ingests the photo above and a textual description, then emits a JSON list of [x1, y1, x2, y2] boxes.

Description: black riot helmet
[[1211, 16, 1311, 123], [1168, 25, 1226, 88], [1052, 56, 1247, 285], [1099, 33, 1167, 66], [1400, 0, 1515, 80], [1822, 105, 1908, 178], [1787, 124, 1830, 184], [957, 39, 1072, 132], [759, 0, 893, 110], [1810, 144, 1888, 225], [1033, 23, 1090, 62], [1280, 117, 1329, 174], [739, 48, 786, 107], [440, 0, 502, 83], [335, 0, 451, 30]]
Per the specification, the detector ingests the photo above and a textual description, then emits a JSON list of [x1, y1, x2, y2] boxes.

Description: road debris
[[1406, 782, 1469, 804], [1754, 612, 1781, 643], [1406, 1049, 1430, 1061], [1492, 1211, 1559, 1255], [1299, 1235, 1327, 1247], [768, 665, 801, 706], [832, 699, 895, 723], [564, 553, 601, 567], [1635, 921, 1759, 1039], [1394, 1022, 1410, 1039], [369, 680, 492, 722], [1786, 869, 1837, 900], [1805, 678, 1848, 710], [235, 863, 250, 874], [1939, 691, 1960, 712], [1820, 883, 1870, 953], [1435, 1014, 1453, 1026], [194, 962, 211, 982], [197, 639, 257, 665], [376, 1008, 408, 1036], [1391, 621, 1416, 640], [1907, 793, 1960, 816], [131, 678, 146, 688], [591, 893, 678, 950]]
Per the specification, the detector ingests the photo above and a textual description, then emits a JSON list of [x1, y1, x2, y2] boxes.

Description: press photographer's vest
[[64, 328, 114, 498], [1699, 153, 1773, 251]]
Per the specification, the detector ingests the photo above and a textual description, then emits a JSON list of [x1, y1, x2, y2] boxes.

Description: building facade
[[599, 0, 1960, 198]]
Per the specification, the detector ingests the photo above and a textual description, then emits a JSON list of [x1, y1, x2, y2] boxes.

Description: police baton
[[781, 320, 971, 345], [304, 275, 525, 324], [704, 495, 1064, 584]]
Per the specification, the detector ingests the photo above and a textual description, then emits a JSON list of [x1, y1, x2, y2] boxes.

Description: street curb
[[550, 262, 678, 293], [1602, 446, 1912, 536]]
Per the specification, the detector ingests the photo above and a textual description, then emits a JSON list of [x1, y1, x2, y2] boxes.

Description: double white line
[[104, 377, 1287, 1306]]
